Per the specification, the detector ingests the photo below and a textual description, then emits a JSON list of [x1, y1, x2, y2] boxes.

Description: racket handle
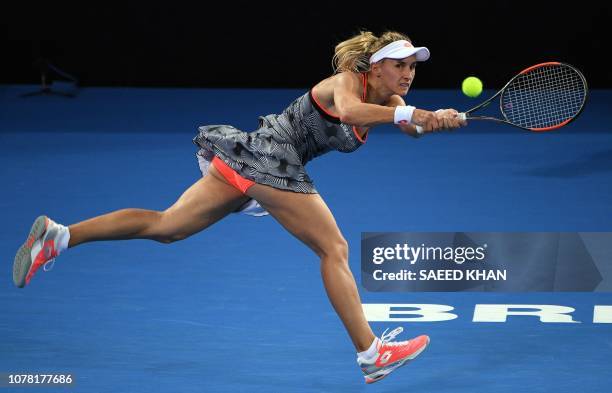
[[414, 112, 467, 134]]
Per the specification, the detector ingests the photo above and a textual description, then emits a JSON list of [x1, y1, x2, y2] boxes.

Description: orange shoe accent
[[375, 335, 429, 368], [359, 328, 430, 384], [25, 239, 57, 285], [211, 156, 255, 194]]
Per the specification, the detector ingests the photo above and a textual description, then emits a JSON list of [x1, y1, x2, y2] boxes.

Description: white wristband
[[394, 105, 416, 125]]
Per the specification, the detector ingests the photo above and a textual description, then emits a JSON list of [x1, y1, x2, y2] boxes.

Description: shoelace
[[357, 327, 405, 365], [380, 327, 404, 347], [43, 258, 56, 272]]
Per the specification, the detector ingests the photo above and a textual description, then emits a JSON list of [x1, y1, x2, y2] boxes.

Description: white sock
[[55, 223, 70, 255], [357, 337, 380, 362]]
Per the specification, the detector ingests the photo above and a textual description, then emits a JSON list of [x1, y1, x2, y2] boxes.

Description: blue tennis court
[[2, 85, 612, 392]]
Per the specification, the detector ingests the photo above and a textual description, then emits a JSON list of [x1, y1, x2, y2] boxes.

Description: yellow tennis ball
[[462, 76, 483, 98]]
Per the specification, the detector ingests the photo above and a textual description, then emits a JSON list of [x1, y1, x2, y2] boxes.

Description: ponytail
[[332, 30, 412, 73]]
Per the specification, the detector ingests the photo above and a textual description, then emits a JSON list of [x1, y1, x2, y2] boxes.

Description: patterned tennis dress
[[193, 73, 370, 196]]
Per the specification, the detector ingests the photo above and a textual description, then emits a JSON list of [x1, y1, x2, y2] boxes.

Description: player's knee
[[320, 238, 349, 265], [154, 232, 189, 244], [149, 213, 190, 244]]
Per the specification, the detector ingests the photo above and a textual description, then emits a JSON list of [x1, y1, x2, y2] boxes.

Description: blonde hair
[[332, 30, 412, 74]]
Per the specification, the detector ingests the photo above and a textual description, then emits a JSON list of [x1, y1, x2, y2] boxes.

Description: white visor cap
[[369, 40, 430, 64]]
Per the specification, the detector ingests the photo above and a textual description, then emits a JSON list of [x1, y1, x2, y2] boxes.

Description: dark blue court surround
[[2, 85, 612, 392]]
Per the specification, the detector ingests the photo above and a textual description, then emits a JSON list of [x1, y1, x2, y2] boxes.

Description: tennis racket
[[415, 62, 588, 133]]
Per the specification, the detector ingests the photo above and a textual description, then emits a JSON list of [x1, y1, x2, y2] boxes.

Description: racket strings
[[501, 64, 587, 130]]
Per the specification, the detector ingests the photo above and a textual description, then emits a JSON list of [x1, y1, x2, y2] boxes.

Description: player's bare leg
[[13, 166, 249, 287]]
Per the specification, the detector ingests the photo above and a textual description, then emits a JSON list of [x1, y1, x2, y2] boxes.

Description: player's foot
[[357, 327, 430, 384], [13, 216, 62, 288]]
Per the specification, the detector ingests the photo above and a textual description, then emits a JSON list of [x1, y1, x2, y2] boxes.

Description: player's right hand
[[412, 109, 441, 132], [435, 109, 467, 130]]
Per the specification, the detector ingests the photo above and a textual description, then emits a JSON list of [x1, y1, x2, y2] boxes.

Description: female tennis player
[[13, 30, 465, 384]]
